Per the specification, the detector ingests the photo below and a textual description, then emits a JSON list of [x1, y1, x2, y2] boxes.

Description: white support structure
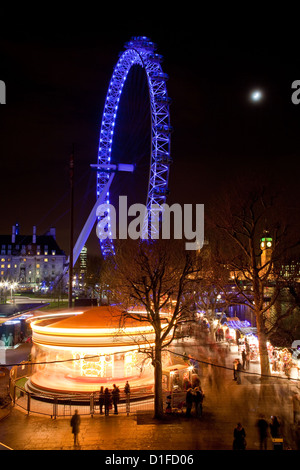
[[72, 172, 116, 267], [57, 172, 116, 283], [68, 162, 135, 269]]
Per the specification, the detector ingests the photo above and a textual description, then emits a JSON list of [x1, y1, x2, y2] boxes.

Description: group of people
[[233, 358, 243, 384], [185, 386, 205, 418], [256, 414, 281, 450], [98, 382, 129, 416], [233, 414, 281, 450], [234, 341, 252, 381], [98, 385, 119, 415], [98, 381, 130, 416], [241, 348, 250, 370], [70, 381, 131, 447], [0, 332, 14, 347]]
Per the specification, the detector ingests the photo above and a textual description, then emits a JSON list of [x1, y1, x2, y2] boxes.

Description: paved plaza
[[0, 341, 299, 452]]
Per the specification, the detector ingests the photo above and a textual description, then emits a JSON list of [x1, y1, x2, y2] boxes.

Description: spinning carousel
[[27, 306, 172, 395]]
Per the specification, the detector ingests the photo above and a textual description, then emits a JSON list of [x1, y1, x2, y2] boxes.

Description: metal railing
[[9, 364, 155, 418], [12, 387, 155, 418]]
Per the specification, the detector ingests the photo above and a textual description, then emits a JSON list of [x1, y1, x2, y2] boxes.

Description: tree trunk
[[256, 313, 271, 380], [153, 341, 164, 419]]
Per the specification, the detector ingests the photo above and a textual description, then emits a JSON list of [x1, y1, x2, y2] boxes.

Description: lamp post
[[10, 282, 18, 304], [2, 281, 8, 304], [0, 281, 17, 303], [0, 281, 4, 303], [69, 146, 74, 308]]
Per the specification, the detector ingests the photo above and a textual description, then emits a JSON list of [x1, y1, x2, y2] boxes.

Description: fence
[[12, 386, 155, 419], [9, 365, 155, 418]]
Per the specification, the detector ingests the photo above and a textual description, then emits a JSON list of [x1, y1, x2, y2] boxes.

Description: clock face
[[267, 241, 272, 247], [261, 242, 265, 248]]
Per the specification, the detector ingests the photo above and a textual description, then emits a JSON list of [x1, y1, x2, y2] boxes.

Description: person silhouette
[[70, 409, 81, 447], [233, 422, 246, 450]]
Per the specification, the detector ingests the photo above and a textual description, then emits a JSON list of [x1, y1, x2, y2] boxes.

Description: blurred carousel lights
[[28, 306, 173, 394]]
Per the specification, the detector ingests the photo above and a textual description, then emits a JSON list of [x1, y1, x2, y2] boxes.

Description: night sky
[[1, 20, 299, 257]]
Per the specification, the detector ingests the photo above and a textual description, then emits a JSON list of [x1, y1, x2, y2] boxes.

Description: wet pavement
[[0, 341, 299, 453]]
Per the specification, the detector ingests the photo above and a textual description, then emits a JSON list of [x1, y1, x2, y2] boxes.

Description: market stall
[[268, 345, 300, 379], [220, 320, 259, 360]]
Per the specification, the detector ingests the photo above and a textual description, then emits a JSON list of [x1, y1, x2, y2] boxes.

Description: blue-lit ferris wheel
[[96, 36, 172, 257], [71, 37, 172, 265]]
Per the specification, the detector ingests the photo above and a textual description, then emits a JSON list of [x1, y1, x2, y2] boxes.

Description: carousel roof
[[30, 305, 158, 349], [47, 306, 150, 329]]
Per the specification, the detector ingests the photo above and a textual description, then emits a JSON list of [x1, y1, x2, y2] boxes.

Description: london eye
[[73, 36, 172, 263]]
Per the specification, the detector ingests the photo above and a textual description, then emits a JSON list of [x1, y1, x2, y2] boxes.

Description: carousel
[[27, 306, 173, 395]]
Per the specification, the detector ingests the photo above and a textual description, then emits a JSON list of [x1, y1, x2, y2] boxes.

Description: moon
[[250, 90, 263, 102]]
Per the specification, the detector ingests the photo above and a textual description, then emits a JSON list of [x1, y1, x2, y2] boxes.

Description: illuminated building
[[73, 246, 88, 295], [280, 260, 300, 280], [0, 225, 66, 290], [80, 246, 87, 274], [28, 306, 173, 394]]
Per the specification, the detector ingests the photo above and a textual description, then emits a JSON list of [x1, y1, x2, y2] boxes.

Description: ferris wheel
[[73, 37, 172, 263]]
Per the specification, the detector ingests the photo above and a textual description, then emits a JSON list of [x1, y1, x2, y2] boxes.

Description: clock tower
[[260, 230, 273, 274]]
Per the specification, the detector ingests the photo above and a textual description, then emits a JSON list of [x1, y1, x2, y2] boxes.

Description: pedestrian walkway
[[0, 389, 270, 450], [0, 341, 299, 451], [0, 365, 298, 450]]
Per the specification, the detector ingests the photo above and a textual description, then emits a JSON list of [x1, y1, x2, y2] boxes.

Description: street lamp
[[0, 280, 18, 303], [0, 281, 9, 303], [9, 282, 18, 303], [188, 365, 194, 382]]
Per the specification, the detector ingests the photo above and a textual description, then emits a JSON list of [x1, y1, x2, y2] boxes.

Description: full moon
[[250, 90, 263, 102]]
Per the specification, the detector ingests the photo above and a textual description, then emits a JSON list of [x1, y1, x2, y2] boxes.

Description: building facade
[[0, 225, 67, 290]]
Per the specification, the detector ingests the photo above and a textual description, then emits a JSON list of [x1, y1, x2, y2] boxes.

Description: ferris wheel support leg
[[71, 173, 115, 267]]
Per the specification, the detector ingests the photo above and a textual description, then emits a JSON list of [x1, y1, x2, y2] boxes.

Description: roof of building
[[0, 234, 66, 256]]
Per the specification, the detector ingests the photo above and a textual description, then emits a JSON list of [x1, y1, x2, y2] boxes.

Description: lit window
[[36, 264, 40, 268], [44, 258, 48, 262]]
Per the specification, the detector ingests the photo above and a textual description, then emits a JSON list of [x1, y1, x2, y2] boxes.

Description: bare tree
[[208, 183, 300, 378], [109, 239, 197, 419], [193, 245, 231, 338], [266, 271, 300, 347]]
